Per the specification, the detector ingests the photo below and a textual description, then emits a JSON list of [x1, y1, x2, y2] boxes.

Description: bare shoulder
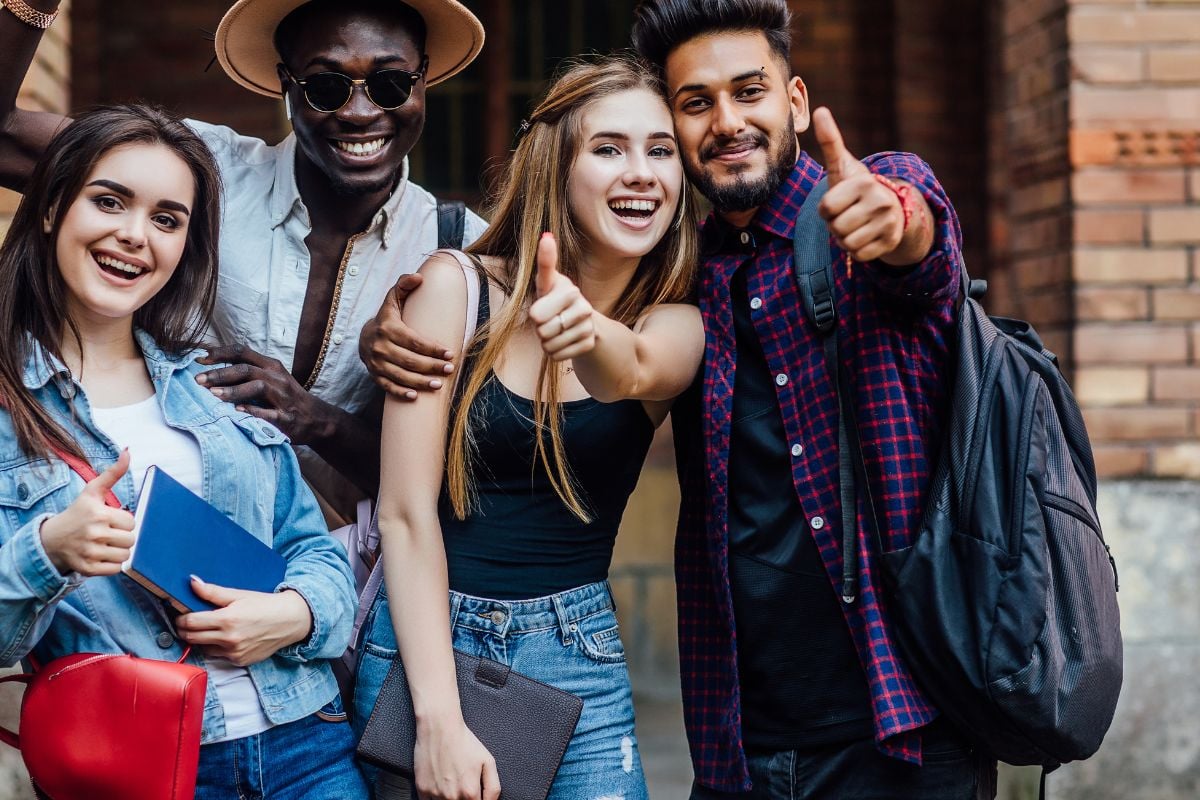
[[634, 302, 702, 333]]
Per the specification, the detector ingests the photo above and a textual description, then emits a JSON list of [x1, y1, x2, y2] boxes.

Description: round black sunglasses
[[281, 59, 428, 113]]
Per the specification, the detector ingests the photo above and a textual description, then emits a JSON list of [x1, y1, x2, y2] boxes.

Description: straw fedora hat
[[215, 0, 485, 98]]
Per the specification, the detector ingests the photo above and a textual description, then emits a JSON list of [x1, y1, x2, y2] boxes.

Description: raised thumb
[[536, 232, 559, 298], [88, 448, 130, 495], [813, 107, 857, 186]]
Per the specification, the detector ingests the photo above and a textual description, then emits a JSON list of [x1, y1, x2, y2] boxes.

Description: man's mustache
[[701, 133, 769, 162]]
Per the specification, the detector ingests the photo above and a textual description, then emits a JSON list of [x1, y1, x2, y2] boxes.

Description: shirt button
[[490, 610, 507, 625], [155, 631, 175, 649], [791, 444, 803, 457], [775, 373, 789, 387], [261, 426, 277, 439], [348, 266, 359, 277], [811, 516, 826, 530], [739, 231, 750, 245], [750, 297, 763, 310], [16, 484, 29, 502], [333, 334, 345, 346]]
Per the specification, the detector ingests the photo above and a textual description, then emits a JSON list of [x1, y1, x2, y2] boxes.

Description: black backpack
[[792, 179, 1123, 770], [436, 199, 467, 250]]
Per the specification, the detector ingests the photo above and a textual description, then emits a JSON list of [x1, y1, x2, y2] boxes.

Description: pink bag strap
[[435, 248, 482, 350]]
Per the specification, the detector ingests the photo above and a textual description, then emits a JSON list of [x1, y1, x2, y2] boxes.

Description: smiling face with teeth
[[281, 7, 426, 200], [567, 88, 683, 269], [54, 143, 194, 330]]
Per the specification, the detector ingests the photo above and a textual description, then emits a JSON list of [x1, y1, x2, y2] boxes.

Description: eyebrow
[[87, 179, 192, 216], [302, 54, 411, 72], [589, 131, 677, 142], [673, 68, 770, 97]]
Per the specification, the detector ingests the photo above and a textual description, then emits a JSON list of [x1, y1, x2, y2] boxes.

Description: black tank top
[[440, 273, 655, 600]]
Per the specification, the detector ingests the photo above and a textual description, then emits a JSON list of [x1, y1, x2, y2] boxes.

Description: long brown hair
[[0, 104, 223, 462], [446, 53, 699, 521]]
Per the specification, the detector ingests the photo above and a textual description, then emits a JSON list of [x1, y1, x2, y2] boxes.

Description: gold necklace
[[303, 231, 365, 392]]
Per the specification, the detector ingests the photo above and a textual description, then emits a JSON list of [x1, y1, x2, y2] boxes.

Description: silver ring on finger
[[557, 312, 567, 335]]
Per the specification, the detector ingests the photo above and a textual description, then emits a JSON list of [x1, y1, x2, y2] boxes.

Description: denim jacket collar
[[21, 329, 199, 393]]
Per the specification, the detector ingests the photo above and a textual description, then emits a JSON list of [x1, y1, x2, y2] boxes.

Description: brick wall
[[988, 0, 1074, 355], [70, 0, 282, 140], [0, 2, 71, 242], [1069, 0, 1200, 478]]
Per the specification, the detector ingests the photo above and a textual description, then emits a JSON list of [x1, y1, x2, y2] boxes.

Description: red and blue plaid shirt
[[673, 151, 962, 792]]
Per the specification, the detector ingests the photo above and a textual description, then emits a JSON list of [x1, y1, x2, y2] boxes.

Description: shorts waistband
[[448, 580, 614, 637]]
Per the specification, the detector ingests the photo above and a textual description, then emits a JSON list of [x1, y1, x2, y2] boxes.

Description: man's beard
[[688, 125, 798, 213]]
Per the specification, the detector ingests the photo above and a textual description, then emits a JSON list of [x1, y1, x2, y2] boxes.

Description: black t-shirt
[[727, 257, 874, 750]]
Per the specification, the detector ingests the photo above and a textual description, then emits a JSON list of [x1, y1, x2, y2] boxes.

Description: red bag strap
[[51, 445, 122, 509], [0, 673, 31, 749], [0, 394, 121, 509]]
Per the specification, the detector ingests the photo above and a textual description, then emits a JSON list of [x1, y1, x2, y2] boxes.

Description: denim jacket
[[0, 330, 356, 742]]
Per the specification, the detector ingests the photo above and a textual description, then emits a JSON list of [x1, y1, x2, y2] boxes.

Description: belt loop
[[448, 591, 464, 630], [551, 592, 573, 643]]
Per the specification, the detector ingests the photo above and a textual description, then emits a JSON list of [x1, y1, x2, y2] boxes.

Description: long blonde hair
[[446, 53, 699, 522]]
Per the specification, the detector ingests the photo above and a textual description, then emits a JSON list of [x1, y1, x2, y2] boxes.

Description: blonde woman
[[352, 55, 703, 800]]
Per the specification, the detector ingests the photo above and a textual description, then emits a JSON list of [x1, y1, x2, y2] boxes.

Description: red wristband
[[872, 173, 916, 233]]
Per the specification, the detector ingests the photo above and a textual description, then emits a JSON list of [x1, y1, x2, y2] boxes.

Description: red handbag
[[0, 445, 207, 800], [0, 649, 207, 800]]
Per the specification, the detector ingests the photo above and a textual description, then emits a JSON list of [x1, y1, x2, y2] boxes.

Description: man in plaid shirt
[[633, 1, 997, 797]]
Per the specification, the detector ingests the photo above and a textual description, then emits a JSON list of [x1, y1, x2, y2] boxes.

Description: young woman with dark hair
[[353, 54, 705, 800], [0, 104, 368, 800]]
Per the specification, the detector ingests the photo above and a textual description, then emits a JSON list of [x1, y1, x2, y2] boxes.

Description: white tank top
[[91, 393, 275, 742]]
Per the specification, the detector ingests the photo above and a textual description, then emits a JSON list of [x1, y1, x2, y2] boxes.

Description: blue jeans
[[355, 580, 648, 800], [687, 719, 997, 800], [195, 696, 369, 800]]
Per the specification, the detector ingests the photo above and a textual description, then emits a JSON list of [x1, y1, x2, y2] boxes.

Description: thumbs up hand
[[814, 107, 907, 264], [528, 232, 597, 362], [40, 449, 137, 577]]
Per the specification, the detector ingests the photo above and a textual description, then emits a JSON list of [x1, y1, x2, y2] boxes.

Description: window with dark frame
[[406, 0, 638, 206]]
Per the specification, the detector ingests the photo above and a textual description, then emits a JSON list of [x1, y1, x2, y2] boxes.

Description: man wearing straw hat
[[0, 0, 487, 522]]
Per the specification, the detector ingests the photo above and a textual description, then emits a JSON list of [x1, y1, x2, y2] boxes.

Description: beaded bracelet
[[1, 0, 58, 29], [872, 173, 918, 233]]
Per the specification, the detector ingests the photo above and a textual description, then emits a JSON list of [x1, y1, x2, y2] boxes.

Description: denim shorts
[[354, 580, 648, 800], [194, 694, 369, 800]]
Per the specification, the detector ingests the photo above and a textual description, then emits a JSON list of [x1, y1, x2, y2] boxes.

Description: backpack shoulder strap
[[436, 199, 467, 251], [793, 178, 835, 335], [791, 177, 879, 603]]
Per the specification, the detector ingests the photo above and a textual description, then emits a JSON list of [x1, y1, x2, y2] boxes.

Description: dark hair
[[631, 0, 793, 75], [0, 103, 222, 462], [274, 0, 428, 67]]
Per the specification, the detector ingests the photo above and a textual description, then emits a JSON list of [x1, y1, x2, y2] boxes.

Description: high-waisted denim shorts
[[354, 580, 648, 800]]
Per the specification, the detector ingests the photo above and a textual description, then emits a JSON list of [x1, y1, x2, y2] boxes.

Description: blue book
[[121, 466, 286, 613]]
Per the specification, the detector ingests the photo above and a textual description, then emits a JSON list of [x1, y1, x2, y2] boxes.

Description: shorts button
[[155, 631, 175, 649], [489, 610, 506, 625]]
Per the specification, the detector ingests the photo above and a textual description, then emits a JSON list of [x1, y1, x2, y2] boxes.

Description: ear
[[275, 63, 291, 93], [789, 76, 810, 135]]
